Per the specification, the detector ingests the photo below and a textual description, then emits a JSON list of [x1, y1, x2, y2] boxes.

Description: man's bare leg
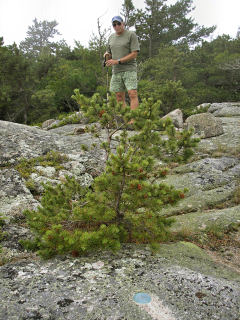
[[127, 90, 139, 124], [128, 89, 139, 110], [115, 92, 126, 106]]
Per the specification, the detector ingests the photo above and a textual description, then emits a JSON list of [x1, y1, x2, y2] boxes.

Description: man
[[104, 16, 140, 111]]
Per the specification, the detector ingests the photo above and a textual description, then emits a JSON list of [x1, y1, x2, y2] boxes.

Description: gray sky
[[0, 0, 239, 48]]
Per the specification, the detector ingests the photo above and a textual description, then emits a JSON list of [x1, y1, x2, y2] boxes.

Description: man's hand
[[106, 59, 119, 67]]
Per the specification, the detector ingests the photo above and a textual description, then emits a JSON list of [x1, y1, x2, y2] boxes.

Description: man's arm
[[106, 51, 138, 66], [119, 51, 138, 63]]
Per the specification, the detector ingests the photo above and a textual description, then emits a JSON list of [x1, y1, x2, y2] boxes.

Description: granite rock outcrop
[[0, 102, 240, 320]]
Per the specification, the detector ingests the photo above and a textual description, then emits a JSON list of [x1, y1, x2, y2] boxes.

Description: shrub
[[139, 80, 193, 116]]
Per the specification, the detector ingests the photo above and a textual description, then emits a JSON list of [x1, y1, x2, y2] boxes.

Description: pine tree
[[22, 93, 199, 258], [134, 0, 215, 59], [20, 18, 63, 58], [121, 0, 136, 29]]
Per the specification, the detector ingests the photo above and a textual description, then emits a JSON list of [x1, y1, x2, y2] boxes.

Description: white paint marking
[[135, 294, 176, 320]]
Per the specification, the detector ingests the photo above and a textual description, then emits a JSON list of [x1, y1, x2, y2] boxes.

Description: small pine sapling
[[22, 92, 199, 258]]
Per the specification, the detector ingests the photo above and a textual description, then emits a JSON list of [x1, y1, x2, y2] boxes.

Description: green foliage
[[184, 104, 210, 118], [204, 224, 225, 240], [1, 16, 240, 124], [88, 16, 111, 89], [139, 37, 240, 107], [72, 90, 199, 163], [50, 112, 84, 129], [16, 151, 69, 180], [0, 43, 36, 123], [139, 45, 187, 82], [158, 80, 192, 115], [187, 36, 240, 103], [42, 53, 99, 114], [23, 94, 198, 258], [139, 79, 193, 116], [21, 177, 89, 258], [30, 88, 58, 122]]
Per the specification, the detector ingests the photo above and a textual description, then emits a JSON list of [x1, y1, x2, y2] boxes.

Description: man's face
[[112, 21, 124, 34]]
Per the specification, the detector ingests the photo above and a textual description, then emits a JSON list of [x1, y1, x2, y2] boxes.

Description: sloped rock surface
[[0, 120, 104, 166], [0, 120, 104, 221], [0, 121, 58, 165], [171, 205, 240, 232], [0, 244, 239, 320], [208, 102, 240, 117], [160, 157, 240, 217]]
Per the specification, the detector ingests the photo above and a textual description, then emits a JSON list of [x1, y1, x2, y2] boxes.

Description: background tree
[[236, 27, 240, 39], [0, 41, 36, 123], [121, 0, 136, 28], [134, 0, 215, 59], [1, 8, 240, 125], [19, 18, 64, 58], [89, 16, 111, 91], [29, 44, 100, 122], [139, 45, 186, 82], [183, 35, 240, 103], [138, 34, 240, 110]]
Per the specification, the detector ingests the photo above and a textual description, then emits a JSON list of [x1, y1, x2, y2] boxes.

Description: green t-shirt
[[107, 30, 140, 74]]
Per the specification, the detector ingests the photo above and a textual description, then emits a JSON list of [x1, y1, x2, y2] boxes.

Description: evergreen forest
[[1, 0, 240, 125]]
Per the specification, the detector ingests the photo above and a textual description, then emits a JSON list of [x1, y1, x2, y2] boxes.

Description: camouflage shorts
[[110, 71, 138, 92]]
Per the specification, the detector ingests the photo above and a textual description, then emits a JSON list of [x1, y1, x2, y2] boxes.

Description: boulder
[[196, 117, 240, 155], [162, 108, 183, 128], [41, 119, 56, 129], [195, 103, 211, 111], [185, 113, 224, 138]]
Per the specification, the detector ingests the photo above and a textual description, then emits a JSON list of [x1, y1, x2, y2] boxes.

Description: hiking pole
[[103, 54, 110, 103], [106, 66, 109, 102]]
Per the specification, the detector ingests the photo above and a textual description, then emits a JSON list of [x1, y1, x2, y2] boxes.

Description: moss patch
[[15, 151, 69, 180], [158, 241, 240, 281], [51, 112, 84, 129], [170, 205, 240, 233]]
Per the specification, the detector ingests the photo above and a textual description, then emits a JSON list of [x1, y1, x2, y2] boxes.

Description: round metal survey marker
[[133, 292, 152, 304]]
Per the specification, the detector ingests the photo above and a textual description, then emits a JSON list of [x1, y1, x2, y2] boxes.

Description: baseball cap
[[112, 16, 123, 23]]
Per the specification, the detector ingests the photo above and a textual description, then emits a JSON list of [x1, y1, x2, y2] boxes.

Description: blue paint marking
[[133, 292, 151, 304]]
